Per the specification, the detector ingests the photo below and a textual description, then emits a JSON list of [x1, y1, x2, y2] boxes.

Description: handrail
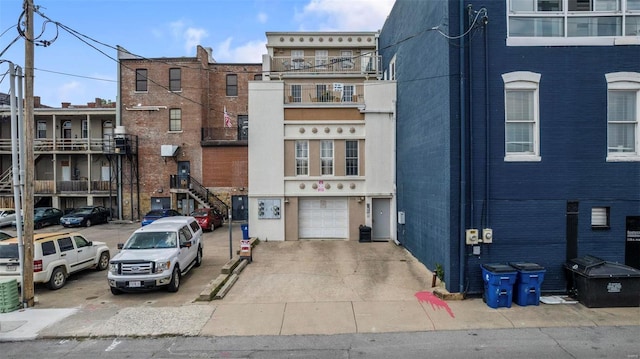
[[169, 174, 229, 218]]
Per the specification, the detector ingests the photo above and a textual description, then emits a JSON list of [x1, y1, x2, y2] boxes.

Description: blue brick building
[[379, 0, 640, 294]]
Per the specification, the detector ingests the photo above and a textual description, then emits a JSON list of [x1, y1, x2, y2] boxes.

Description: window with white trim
[[502, 71, 541, 161], [389, 54, 397, 81], [315, 50, 328, 70], [591, 206, 610, 228], [606, 72, 640, 160], [291, 84, 302, 102], [321, 140, 334, 175], [291, 50, 305, 70], [507, 0, 640, 42], [37, 121, 46, 139], [81, 119, 88, 138], [346, 140, 359, 176], [169, 108, 182, 132], [296, 140, 309, 176]]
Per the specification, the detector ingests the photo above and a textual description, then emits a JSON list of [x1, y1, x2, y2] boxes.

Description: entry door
[[372, 198, 390, 240], [626, 216, 640, 269], [178, 161, 190, 189]]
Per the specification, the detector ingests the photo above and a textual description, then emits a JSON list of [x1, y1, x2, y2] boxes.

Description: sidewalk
[[1, 239, 639, 340]]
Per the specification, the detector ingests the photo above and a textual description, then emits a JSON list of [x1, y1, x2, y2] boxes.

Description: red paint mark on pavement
[[415, 291, 455, 318]]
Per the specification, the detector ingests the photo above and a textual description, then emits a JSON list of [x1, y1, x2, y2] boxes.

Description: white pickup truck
[[107, 216, 203, 294]]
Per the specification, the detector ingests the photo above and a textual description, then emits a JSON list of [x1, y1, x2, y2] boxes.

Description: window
[[73, 235, 89, 248], [502, 71, 541, 161], [315, 50, 328, 70], [81, 119, 88, 138], [169, 108, 182, 132], [57, 237, 74, 252], [339, 50, 354, 69], [606, 72, 640, 160], [291, 50, 305, 70], [389, 54, 397, 81], [254, 74, 262, 80], [37, 121, 46, 139], [346, 140, 359, 176], [291, 84, 302, 102], [296, 140, 309, 176], [342, 85, 355, 102], [135, 69, 147, 92], [321, 140, 334, 175], [226, 74, 238, 96], [238, 115, 248, 141], [41, 241, 56, 256], [591, 207, 610, 228], [169, 68, 181, 91], [508, 0, 639, 42]]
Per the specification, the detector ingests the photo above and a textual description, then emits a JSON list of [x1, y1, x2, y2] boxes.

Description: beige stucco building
[[248, 32, 397, 241]]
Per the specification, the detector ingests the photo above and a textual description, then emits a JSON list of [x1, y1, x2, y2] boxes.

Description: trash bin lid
[[566, 260, 640, 278], [566, 255, 606, 272], [509, 262, 545, 271], [482, 263, 516, 273]]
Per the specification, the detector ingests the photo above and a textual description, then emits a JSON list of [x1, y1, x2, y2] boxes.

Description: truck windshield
[[123, 232, 177, 249]]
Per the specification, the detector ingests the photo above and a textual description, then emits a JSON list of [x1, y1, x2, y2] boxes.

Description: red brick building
[[118, 45, 260, 220]]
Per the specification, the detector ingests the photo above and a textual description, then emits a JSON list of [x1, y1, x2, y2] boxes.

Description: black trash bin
[[565, 255, 640, 308], [359, 225, 371, 242]]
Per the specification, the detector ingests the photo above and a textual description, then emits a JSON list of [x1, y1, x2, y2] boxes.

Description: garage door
[[299, 198, 348, 239]]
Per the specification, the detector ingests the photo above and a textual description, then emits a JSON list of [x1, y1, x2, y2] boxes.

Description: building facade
[[118, 46, 260, 221], [248, 32, 397, 241], [0, 96, 121, 213], [380, 0, 640, 293]]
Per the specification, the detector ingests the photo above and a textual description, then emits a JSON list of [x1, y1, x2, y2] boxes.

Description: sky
[[0, 0, 395, 106]]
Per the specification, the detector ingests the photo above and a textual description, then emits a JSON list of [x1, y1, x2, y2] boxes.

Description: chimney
[[34, 96, 41, 108], [62, 102, 70, 108]]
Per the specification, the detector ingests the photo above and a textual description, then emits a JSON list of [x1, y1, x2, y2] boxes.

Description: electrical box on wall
[[465, 229, 479, 245], [257, 199, 281, 219], [398, 211, 405, 224], [482, 228, 493, 243]]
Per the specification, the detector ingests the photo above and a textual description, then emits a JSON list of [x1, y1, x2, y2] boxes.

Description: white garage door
[[299, 198, 348, 239]]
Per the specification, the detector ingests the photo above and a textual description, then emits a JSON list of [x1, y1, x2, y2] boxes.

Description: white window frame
[[315, 50, 328, 70], [507, 0, 640, 46], [606, 72, 640, 161], [591, 206, 610, 228], [345, 140, 359, 176], [296, 140, 309, 176], [503, 71, 542, 162], [389, 54, 397, 81], [81, 119, 88, 139], [291, 50, 305, 70], [36, 121, 47, 139], [320, 140, 334, 176]]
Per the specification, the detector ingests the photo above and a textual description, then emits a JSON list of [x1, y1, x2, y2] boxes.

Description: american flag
[[224, 106, 232, 128]]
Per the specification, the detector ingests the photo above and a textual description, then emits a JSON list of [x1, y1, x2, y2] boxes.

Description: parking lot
[[1, 221, 242, 309]]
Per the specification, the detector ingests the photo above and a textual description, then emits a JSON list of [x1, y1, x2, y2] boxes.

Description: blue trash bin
[[481, 263, 518, 309], [509, 262, 546, 306], [241, 224, 249, 240]]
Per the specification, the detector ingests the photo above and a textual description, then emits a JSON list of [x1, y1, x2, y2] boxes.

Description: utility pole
[[22, 0, 35, 307]]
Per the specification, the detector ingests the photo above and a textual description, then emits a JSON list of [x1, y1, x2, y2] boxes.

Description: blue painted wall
[[382, 0, 640, 294]]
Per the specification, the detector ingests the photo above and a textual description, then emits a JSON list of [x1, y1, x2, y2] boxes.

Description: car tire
[[96, 251, 110, 271], [167, 266, 180, 292], [35, 222, 42, 229], [195, 247, 203, 267], [85, 219, 92, 227], [209, 223, 215, 232], [110, 287, 122, 295], [47, 267, 66, 290]]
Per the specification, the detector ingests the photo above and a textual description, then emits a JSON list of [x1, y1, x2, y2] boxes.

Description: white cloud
[[56, 81, 83, 104], [257, 12, 268, 24], [214, 38, 266, 63], [295, 0, 395, 31], [168, 20, 209, 55]]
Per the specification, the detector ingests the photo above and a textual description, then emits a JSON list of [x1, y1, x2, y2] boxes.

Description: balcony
[[285, 83, 364, 105], [0, 135, 138, 155], [271, 55, 381, 77]]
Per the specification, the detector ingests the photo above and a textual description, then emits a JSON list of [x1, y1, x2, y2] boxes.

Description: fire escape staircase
[[182, 176, 229, 219], [0, 153, 41, 193]]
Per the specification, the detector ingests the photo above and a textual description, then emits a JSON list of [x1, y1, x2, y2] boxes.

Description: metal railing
[[169, 175, 229, 218], [284, 83, 364, 104], [271, 55, 381, 76]]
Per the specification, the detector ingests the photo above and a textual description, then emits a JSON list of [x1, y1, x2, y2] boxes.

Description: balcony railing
[[0, 135, 138, 155], [271, 55, 381, 76], [285, 83, 364, 105]]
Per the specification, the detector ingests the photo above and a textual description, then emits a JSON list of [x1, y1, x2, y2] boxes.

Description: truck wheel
[[96, 251, 110, 271], [110, 287, 122, 295], [47, 267, 66, 290], [195, 247, 203, 267], [167, 266, 180, 292]]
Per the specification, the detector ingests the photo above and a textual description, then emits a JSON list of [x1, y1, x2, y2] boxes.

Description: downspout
[[468, 5, 475, 230], [458, 0, 468, 293], [116, 47, 123, 220], [484, 15, 490, 228]]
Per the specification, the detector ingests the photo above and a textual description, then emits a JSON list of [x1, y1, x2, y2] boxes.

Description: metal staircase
[[182, 176, 229, 219]]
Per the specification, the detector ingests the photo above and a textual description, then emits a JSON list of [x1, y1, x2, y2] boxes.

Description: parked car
[[60, 206, 111, 228], [141, 209, 181, 226], [13, 207, 64, 229], [0, 231, 12, 241], [0, 232, 111, 290], [108, 216, 203, 294], [0, 208, 16, 228], [190, 208, 223, 231]]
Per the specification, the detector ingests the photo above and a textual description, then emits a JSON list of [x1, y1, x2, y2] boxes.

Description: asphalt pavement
[[0, 222, 639, 341]]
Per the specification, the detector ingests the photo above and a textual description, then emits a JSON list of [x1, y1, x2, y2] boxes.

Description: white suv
[[0, 232, 111, 290], [107, 216, 203, 294]]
